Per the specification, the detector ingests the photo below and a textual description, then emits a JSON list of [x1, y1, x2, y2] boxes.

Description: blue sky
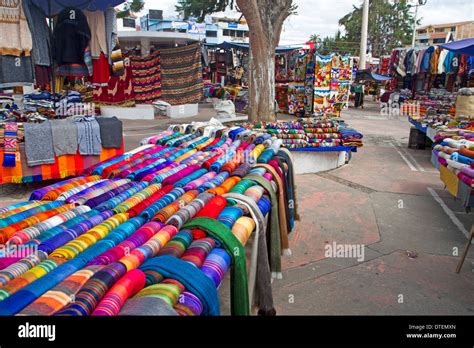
[[137, 0, 474, 45]]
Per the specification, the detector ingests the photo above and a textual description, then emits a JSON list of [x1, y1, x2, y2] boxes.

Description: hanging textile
[[130, 51, 161, 104]]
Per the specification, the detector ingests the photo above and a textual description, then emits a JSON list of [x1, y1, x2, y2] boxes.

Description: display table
[[288, 146, 354, 174]]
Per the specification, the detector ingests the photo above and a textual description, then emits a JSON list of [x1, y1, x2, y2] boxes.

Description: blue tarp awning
[[32, 0, 125, 16], [204, 41, 301, 53], [355, 69, 392, 82], [439, 38, 474, 56]]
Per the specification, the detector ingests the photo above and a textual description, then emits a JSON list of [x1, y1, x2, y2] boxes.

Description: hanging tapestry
[[160, 43, 203, 105], [313, 54, 333, 115], [130, 51, 161, 104], [93, 58, 135, 107]]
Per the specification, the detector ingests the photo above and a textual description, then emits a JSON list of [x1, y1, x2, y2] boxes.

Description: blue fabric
[[451, 152, 474, 165], [139, 255, 220, 316], [421, 46, 435, 72]]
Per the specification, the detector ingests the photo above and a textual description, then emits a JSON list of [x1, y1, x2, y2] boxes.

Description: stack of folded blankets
[[245, 118, 363, 149]]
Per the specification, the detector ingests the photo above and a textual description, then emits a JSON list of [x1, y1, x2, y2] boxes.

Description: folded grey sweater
[[24, 121, 56, 166]]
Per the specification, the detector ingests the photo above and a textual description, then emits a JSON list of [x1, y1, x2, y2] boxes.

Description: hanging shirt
[[437, 49, 449, 74], [420, 46, 435, 72], [85, 11, 108, 59], [443, 51, 456, 74]]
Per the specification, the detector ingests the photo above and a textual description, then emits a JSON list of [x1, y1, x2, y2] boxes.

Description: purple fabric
[[29, 176, 85, 200], [83, 182, 137, 208], [461, 166, 474, 178], [133, 160, 174, 181], [65, 180, 113, 204]]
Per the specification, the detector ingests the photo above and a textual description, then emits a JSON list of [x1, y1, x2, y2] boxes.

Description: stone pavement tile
[[368, 191, 474, 258], [284, 174, 380, 269], [274, 251, 474, 315]]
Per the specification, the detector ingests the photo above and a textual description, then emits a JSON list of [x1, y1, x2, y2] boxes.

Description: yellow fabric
[[440, 165, 458, 197]]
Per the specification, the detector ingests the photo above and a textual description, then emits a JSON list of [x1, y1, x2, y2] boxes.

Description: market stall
[[0, 122, 298, 316]]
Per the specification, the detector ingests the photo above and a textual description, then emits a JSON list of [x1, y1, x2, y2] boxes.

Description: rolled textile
[[183, 217, 247, 315], [95, 182, 148, 212], [157, 230, 193, 258], [217, 207, 244, 229], [139, 188, 186, 221], [30, 177, 84, 200], [230, 163, 252, 178], [0, 201, 46, 218], [72, 179, 131, 205], [126, 185, 174, 218], [161, 164, 201, 186], [83, 181, 137, 208], [181, 238, 216, 268], [0, 201, 65, 228], [57, 179, 107, 201], [190, 195, 227, 239], [48, 213, 128, 259], [119, 296, 179, 316], [138, 255, 219, 316], [451, 152, 474, 165], [152, 190, 199, 223], [0, 204, 74, 245], [201, 248, 231, 288], [183, 171, 216, 191], [165, 192, 214, 229], [8, 206, 91, 246], [0, 251, 48, 286], [132, 160, 173, 181], [459, 148, 474, 159], [174, 168, 208, 188], [41, 176, 102, 201], [174, 291, 203, 316], [197, 172, 229, 192], [119, 224, 176, 271], [231, 216, 255, 246], [37, 210, 115, 254], [64, 180, 115, 204], [460, 166, 474, 178], [55, 261, 128, 316], [92, 269, 146, 316], [132, 282, 183, 308], [113, 184, 162, 214], [206, 176, 241, 195], [17, 265, 103, 315]]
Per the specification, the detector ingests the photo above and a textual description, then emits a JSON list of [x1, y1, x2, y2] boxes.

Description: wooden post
[[456, 225, 474, 273]]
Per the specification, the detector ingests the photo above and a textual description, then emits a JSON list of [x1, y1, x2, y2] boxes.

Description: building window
[[434, 27, 445, 33], [433, 38, 445, 43], [419, 39, 428, 43], [223, 29, 230, 36], [206, 30, 217, 37], [123, 18, 135, 28], [450, 26, 456, 32]]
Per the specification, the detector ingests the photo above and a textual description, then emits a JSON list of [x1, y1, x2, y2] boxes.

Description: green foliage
[[117, 0, 145, 19], [338, 0, 419, 56], [176, 0, 235, 21]]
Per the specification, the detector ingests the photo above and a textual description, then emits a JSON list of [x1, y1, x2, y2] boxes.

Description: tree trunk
[[236, 0, 293, 123]]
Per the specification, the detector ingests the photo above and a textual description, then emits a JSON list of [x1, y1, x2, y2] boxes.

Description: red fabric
[[127, 185, 174, 217], [92, 53, 111, 85], [93, 60, 135, 106], [191, 195, 227, 239]]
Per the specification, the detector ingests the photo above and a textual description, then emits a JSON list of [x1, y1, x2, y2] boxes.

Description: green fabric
[[182, 217, 249, 316], [243, 174, 281, 274], [277, 149, 299, 221]]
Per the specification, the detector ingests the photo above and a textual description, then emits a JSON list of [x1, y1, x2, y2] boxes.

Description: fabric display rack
[[0, 122, 298, 316], [241, 119, 363, 174]]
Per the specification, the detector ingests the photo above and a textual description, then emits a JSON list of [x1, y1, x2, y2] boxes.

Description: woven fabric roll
[[244, 184, 265, 202], [126, 185, 174, 218], [132, 160, 173, 181], [83, 182, 136, 208], [92, 269, 146, 316], [17, 265, 103, 315], [231, 216, 255, 245], [173, 149, 198, 163], [41, 176, 102, 201], [157, 230, 193, 258], [152, 190, 199, 222], [230, 179, 255, 195], [165, 192, 214, 229], [181, 237, 216, 268], [0, 251, 48, 286], [147, 163, 187, 184], [201, 153, 221, 170], [217, 207, 244, 229], [0, 203, 74, 245], [201, 248, 231, 288], [25, 210, 100, 247], [0, 257, 67, 301], [118, 158, 162, 179], [230, 163, 252, 178], [139, 188, 185, 221], [257, 196, 272, 216], [88, 220, 160, 266], [174, 168, 208, 188], [161, 164, 201, 186], [71, 179, 131, 205], [183, 171, 216, 191], [250, 144, 265, 162], [0, 201, 45, 219], [49, 213, 128, 260], [133, 282, 183, 308], [174, 290, 203, 316], [57, 179, 107, 201], [206, 176, 241, 195], [95, 182, 148, 212], [29, 177, 85, 201], [55, 261, 128, 316], [138, 255, 219, 315], [257, 148, 275, 164], [119, 296, 179, 315], [113, 184, 162, 214], [196, 172, 229, 192], [191, 195, 227, 239], [119, 224, 176, 271], [38, 210, 114, 254], [0, 201, 65, 228], [8, 206, 91, 246]]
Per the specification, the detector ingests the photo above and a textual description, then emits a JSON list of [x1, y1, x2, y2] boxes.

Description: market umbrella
[[32, 0, 125, 16], [439, 38, 474, 56]]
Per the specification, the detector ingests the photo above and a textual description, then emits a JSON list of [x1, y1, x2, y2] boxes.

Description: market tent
[[355, 69, 392, 82], [439, 38, 474, 56], [32, 0, 125, 16], [204, 41, 301, 53]]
